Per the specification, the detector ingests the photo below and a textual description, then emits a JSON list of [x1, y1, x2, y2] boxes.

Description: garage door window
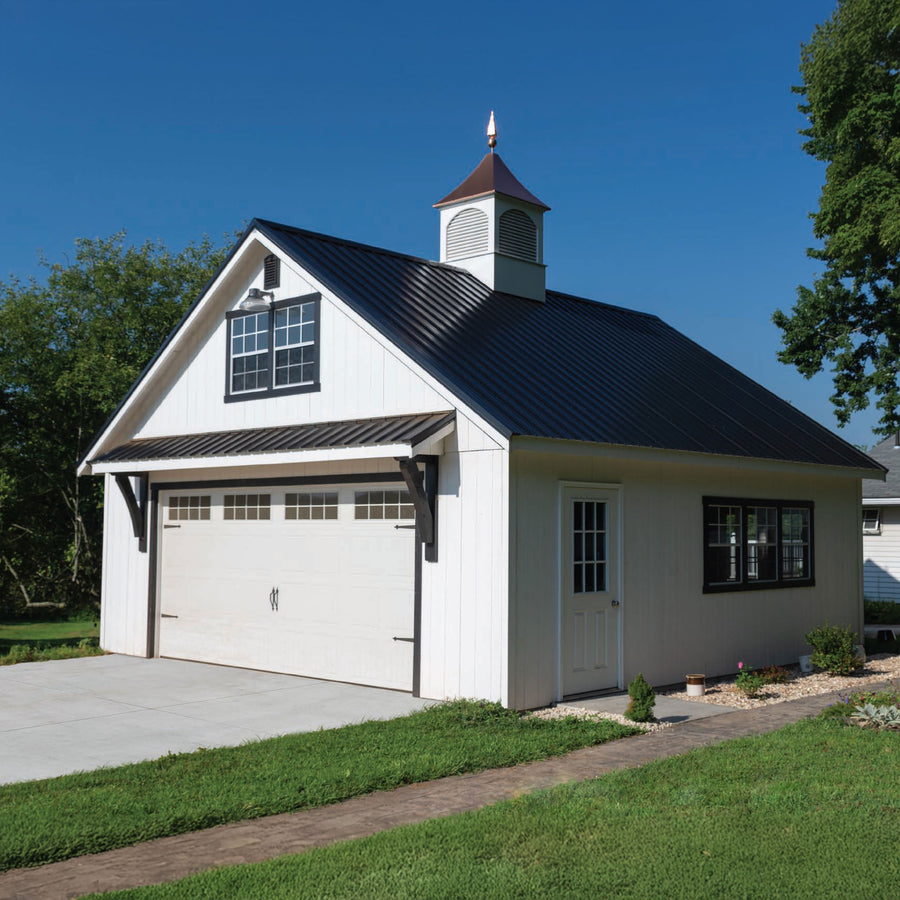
[[285, 492, 338, 520], [354, 490, 415, 520], [224, 494, 271, 520], [169, 496, 211, 521]]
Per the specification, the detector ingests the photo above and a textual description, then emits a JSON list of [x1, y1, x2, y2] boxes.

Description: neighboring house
[[78, 137, 885, 709], [863, 434, 900, 602]]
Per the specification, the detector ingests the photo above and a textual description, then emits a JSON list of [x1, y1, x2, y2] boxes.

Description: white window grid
[[572, 500, 607, 594], [168, 496, 211, 521], [285, 492, 339, 520], [354, 490, 414, 521], [223, 494, 271, 521], [274, 302, 316, 387], [231, 312, 270, 393]]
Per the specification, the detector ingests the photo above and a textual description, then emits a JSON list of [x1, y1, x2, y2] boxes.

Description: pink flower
[[738, 662, 743, 670]]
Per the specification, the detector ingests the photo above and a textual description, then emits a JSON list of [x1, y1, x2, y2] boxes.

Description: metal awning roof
[[91, 411, 455, 467]]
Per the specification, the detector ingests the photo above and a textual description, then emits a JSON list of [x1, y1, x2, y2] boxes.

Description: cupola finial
[[487, 110, 497, 152]]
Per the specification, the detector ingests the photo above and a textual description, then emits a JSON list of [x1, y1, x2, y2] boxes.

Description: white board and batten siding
[[508, 444, 864, 711], [100, 474, 151, 656], [864, 506, 900, 602], [419, 443, 509, 704], [125, 247, 458, 442]]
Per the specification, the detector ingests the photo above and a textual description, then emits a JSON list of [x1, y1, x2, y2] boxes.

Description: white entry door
[[561, 486, 620, 696], [157, 485, 416, 690]]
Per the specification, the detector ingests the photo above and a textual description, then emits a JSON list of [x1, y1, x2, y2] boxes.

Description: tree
[[773, 0, 900, 435], [0, 232, 229, 615]]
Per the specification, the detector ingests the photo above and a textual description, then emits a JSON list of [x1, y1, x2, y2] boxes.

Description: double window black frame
[[224, 292, 321, 402], [703, 496, 815, 593]]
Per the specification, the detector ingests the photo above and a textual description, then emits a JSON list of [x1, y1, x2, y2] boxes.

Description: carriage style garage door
[[157, 484, 416, 691]]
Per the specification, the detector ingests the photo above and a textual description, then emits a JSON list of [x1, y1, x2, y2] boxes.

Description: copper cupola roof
[[434, 152, 550, 210]]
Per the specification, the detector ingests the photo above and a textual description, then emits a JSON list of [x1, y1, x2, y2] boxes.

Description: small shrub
[[735, 662, 765, 698], [625, 673, 655, 722], [805, 623, 863, 676], [757, 664, 789, 685], [850, 703, 900, 729]]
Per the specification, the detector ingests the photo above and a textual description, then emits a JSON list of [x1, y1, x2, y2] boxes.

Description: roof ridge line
[[253, 218, 469, 274]]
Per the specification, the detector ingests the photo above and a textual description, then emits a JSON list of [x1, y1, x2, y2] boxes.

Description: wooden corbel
[[115, 473, 149, 553], [397, 456, 438, 562]]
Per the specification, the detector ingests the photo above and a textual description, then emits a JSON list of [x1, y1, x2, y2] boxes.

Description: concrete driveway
[[0, 655, 430, 785]]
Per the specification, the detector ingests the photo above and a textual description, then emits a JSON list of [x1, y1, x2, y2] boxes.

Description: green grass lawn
[[0, 616, 101, 664], [0, 617, 99, 653], [0, 700, 636, 872], [94, 716, 900, 900]]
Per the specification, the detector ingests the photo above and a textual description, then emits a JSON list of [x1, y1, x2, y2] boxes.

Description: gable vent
[[446, 208, 489, 261], [263, 254, 281, 290], [498, 209, 537, 262]]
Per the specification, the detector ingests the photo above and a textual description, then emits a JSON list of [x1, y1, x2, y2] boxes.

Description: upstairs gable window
[[226, 294, 320, 401]]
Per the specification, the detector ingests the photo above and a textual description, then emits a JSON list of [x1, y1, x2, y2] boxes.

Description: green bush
[[735, 663, 765, 698], [805, 623, 863, 676], [757, 664, 789, 684], [625, 673, 655, 722], [864, 599, 900, 625]]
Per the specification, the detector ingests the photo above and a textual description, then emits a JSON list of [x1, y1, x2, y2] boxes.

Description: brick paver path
[[0, 687, 868, 900]]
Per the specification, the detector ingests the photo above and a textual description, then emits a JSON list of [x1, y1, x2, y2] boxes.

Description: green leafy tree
[[0, 232, 229, 615], [773, 0, 900, 435]]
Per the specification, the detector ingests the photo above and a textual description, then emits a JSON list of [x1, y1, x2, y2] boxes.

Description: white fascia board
[[272, 250, 509, 453], [411, 420, 456, 456], [80, 229, 271, 473], [863, 497, 900, 506], [511, 435, 885, 480], [89, 443, 414, 475]]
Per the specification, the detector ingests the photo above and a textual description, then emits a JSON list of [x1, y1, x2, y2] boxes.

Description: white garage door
[[158, 484, 416, 690]]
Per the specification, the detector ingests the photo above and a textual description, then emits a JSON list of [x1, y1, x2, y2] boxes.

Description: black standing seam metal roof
[[82, 217, 883, 474], [93, 412, 455, 465], [248, 219, 881, 472]]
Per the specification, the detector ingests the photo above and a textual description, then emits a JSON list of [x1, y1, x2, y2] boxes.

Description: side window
[[703, 497, 814, 592]]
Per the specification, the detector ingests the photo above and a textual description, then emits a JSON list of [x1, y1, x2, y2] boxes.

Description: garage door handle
[[393, 636, 414, 643], [394, 525, 415, 530], [163, 524, 181, 529], [161, 613, 178, 618]]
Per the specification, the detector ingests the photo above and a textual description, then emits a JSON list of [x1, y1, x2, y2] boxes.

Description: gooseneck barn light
[[239, 288, 274, 311]]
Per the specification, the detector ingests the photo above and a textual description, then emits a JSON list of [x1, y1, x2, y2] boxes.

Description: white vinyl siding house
[[862, 435, 900, 603]]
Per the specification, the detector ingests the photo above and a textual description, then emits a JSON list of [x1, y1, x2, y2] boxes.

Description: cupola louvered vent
[[498, 209, 537, 262], [263, 254, 280, 289], [446, 208, 489, 261]]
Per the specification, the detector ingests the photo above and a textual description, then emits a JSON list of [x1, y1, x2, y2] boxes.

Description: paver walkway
[[0, 686, 869, 900]]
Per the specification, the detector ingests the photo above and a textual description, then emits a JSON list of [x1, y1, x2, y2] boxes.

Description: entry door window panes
[[573, 500, 607, 594], [747, 506, 777, 582], [706, 505, 741, 585]]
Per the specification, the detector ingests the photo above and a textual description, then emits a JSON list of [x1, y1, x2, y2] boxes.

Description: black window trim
[[224, 292, 321, 402], [702, 496, 815, 594]]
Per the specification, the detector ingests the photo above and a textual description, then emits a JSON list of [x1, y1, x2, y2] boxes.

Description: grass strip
[[0, 618, 99, 652], [96, 717, 900, 899], [0, 700, 636, 872]]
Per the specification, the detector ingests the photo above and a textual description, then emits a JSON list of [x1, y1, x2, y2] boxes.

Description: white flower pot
[[686, 674, 706, 696]]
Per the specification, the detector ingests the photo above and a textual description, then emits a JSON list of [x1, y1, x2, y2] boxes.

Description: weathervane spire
[[487, 110, 497, 152]]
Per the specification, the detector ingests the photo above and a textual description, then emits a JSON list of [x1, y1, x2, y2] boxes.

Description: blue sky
[[0, 0, 882, 448]]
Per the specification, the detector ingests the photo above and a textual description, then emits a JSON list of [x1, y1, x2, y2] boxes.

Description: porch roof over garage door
[[86, 411, 456, 474]]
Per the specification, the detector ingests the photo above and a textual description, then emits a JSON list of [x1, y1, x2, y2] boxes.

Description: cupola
[[434, 112, 549, 302]]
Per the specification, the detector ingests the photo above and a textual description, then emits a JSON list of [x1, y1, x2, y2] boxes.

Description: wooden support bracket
[[398, 456, 438, 561], [115, 473, 149, 552]]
